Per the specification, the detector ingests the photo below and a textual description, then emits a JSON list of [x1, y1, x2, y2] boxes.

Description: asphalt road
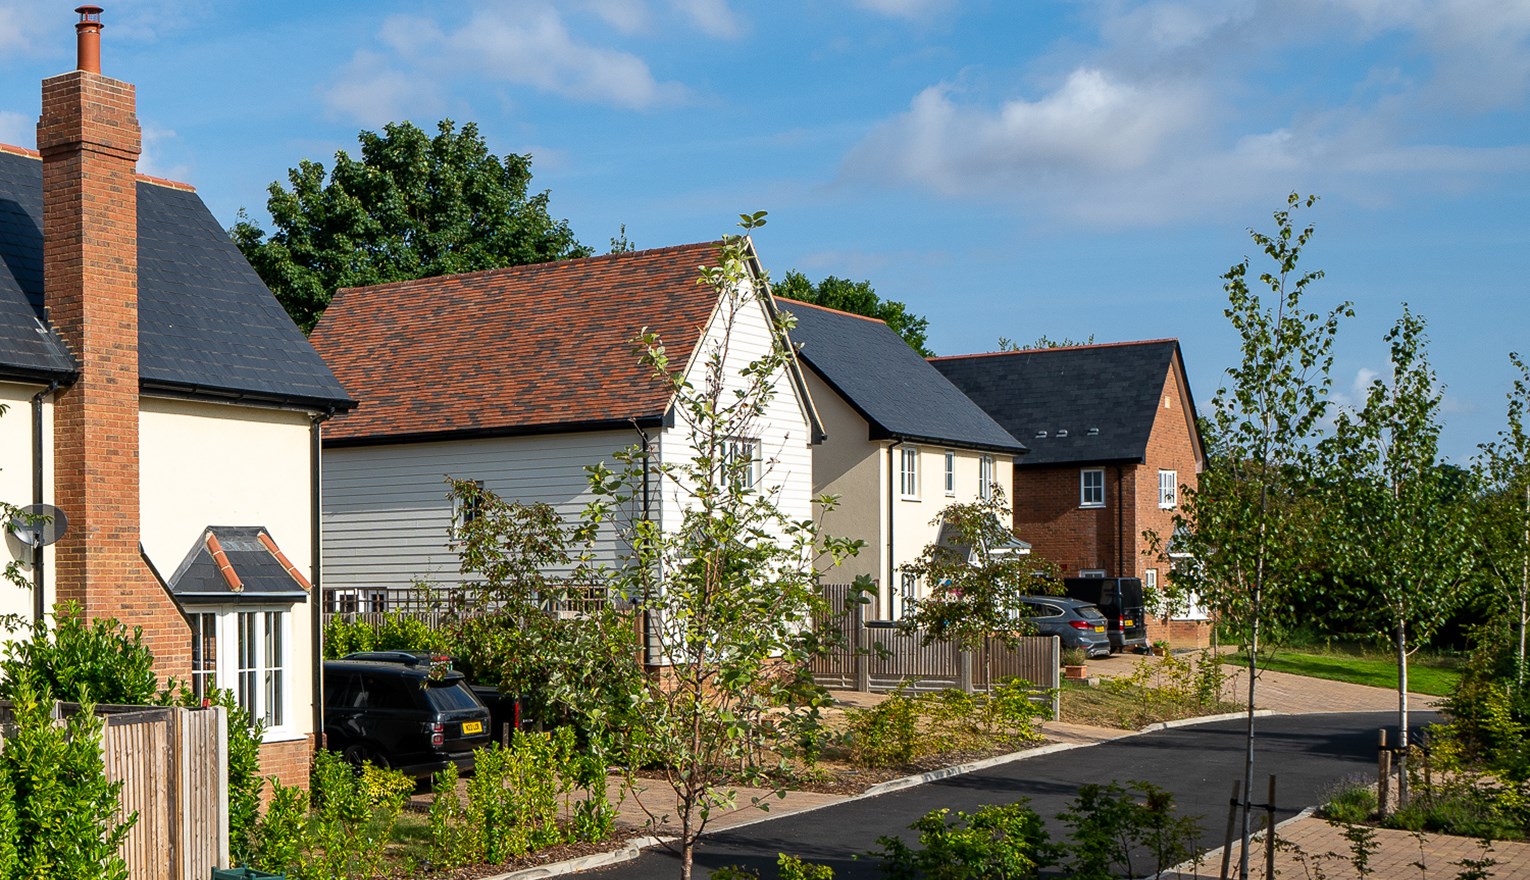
[[589, 711, 1438, 879]]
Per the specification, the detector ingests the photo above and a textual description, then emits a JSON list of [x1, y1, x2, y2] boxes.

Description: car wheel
[[342, 742, 389, 771]]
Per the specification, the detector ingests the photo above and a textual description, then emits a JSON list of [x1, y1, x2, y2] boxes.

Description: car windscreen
[[424, 681, 483, 712], [1076, 605, 1107, 622]]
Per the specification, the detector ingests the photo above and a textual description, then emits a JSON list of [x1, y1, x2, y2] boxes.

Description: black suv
[[323, 657, 491, 777]]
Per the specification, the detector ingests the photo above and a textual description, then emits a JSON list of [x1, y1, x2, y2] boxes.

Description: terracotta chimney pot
[[75, 5, 104, 74]]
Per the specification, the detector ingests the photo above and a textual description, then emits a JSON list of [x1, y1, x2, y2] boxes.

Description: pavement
[[463, 657, 1466, 879]]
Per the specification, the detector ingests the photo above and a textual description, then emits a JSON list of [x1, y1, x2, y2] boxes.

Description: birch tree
[[1152, 194, 1349, 879], [1326, 307, 1473, 804]]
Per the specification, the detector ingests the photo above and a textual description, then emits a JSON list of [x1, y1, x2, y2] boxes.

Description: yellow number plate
[[1123, 620, 1134, 627], [1094, 626, 1105, 633], [462, 721, 483, 735]]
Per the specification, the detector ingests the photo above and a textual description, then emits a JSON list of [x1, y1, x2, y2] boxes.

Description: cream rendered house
[[780, 299, 1027, 620], [0, 15, 352, 788]]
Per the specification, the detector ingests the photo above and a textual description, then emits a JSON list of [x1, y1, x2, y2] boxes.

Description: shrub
[[322, 609, 451, 660], [0, 603, 162, 705], [1059, 781, 1202, 880], [845, 694, 918, 768], [1321, 780, 1377, 824], [876, 802, 1054, 880], [428, 764, 480, 869]]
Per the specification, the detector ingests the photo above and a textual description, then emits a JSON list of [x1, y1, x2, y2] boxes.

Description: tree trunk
[[1238, 584, 1261, 880], [1396, 616, 1410, 806]]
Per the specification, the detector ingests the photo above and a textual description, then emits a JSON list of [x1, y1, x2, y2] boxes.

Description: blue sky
[[2, 0, 1527, 463]]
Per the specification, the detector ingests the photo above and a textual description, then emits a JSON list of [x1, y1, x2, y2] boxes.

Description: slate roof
[[930, 340, 1191, 467], [782, 299, 1025, 454], [312, 242, 737, 445], [165, 526, 312, 605], [0, 147, 352, 409]]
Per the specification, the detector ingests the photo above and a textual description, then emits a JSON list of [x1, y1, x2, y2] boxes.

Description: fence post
[[1049, 635, 1061, 720], [1378, 729, 1391, 815], [1220, 779, 1241, 880], [853, 594, 870, 692], [1265, 774, 1277, 880]]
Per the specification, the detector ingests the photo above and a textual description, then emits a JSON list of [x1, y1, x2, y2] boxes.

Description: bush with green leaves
[[0, 602, 163, 705], [249, 749, 414, 879], [844, 694, 918, 768], [875, 802, 1055, 880], [714, 853, 835, 879], [321, 609, 453, 660], [1058, 780, 1202, 880], [0, 673, 135, 879], [1321, 779, 1378, 825]]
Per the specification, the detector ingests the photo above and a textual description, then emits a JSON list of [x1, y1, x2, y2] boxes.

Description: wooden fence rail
[[811, 584, 1061, 717], [0, 701, 227, 880]]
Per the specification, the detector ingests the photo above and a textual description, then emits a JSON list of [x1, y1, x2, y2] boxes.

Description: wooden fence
[[812, 585, 1061, 717], [0, 701, 228, 880]]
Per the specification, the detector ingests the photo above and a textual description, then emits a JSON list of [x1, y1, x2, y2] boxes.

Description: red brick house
[[931, 340, 1209, 645], [0, 9, 352, 787]]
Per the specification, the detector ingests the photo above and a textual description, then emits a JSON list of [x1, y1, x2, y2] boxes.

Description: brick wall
[[37, 68, 190, 680], [259, 736, 315, 795]]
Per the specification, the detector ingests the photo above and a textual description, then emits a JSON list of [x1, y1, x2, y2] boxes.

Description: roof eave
[[141, 378, 357, 414], [324, 414, 671, 449]]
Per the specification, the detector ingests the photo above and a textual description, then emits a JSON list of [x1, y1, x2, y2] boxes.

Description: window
[[1145, 568, 1158, 591], [1080, 468, 1105, 507], [724, 437, 761, 488], [979, 455, 994, 500], [454, 479, 486, 530], [1159, 470, 1178, 509], [190, 607, 291, 735], [190, 612, 217, 702], [944, 450, 955, 495], [899, 572, 919, 618], [1080, 569, 1107, 578], [899, 446, 920, 499]]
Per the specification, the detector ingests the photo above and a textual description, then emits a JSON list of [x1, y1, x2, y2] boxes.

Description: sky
[[1, 0, 1527, 463]]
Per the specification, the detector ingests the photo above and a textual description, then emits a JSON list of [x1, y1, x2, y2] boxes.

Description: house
[[310, 241, 819, 614], [930, 340, 1210, 645], [0, 9, 353, 787], [781, 299, 1028, 620]]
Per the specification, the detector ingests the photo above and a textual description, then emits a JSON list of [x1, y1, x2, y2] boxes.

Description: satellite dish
[[9, 504, 67, 547]]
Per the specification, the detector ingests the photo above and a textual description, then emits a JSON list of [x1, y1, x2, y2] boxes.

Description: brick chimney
[[37, 6, 189, 677]]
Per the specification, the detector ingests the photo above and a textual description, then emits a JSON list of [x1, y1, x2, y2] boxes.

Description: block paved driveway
[[586, 711, 1435, 879]]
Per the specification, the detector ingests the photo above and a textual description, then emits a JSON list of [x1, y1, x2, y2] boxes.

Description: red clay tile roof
[[311, 242, 727, 443]]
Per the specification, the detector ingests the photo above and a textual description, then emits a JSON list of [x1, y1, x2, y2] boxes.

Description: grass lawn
[[1223, 650, 1461, 696]]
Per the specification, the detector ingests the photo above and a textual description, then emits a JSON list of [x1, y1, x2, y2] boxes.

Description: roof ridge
[[0, 142, 196, 190], [928, 338, 1179, 362], [776, 297, 889, 326], [335, 239, 725, 296]]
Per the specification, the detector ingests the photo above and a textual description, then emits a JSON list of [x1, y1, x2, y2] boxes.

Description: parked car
[[1012, 595, 1111, 658], [342, 650, 525, 741], [1061, 577, 1148, 653], [323, 658, 491, 778]]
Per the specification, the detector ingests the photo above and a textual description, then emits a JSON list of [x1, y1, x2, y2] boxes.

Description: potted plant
[[1061, 647, 1089, 679], [1151, 639, 1171, 657]]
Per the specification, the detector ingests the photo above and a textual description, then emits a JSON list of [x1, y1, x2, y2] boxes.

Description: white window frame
[[943, 450, 955, 495], [1080, 569, 1107, 578], [979, 455, 994, 500], [1159, 469, 1178, 509], [194, 606, 297, 742], [725, 436, 761, 488], [899, 572, 919, 619], [1080, 468, 1105, 508], [899, 446, 920, 499]]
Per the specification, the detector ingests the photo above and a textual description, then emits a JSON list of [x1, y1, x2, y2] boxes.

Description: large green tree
[[1152, 194, 1350, 879], [1326, 307, 1473, 804], [773, 270, 934, 356], [1475, 352, 1530, 687], [232, 119, 590, 331]]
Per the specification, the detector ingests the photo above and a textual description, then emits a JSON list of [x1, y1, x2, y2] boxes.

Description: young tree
[[897, 487, 1061, 681], [773, 270, 934, 356], [1152, 194, 1350, 879], [996, 333, 1096, 351], [1326, 307, 1473, 803], [1474, 352, 1530, 688], [232, 119, 590, 331], [584, 214, 861, 880]]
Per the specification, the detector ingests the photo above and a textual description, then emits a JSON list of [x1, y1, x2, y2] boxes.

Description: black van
[[1062, 577, 1147, 653]]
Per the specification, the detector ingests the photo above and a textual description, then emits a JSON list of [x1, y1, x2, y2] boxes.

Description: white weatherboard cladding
[[0, 381, 54, 642], [322, 429, 637, 591], [657, 290, 814, 541]]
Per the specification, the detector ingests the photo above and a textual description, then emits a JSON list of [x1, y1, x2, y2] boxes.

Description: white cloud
[[580, 0, 653, 34], [846, 69, 1208, 196], [323, 5, 687, 123], [137, 124, 192, 183], [0, 111, 32, 149], [851, 0, 955, 20], [669, 0, 743, 38]]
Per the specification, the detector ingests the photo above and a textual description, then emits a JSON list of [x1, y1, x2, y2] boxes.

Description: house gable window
[[944, 450, 955, 495], [979, 455, 994, 500], [1080, 468, 1105, 508], [1159, 469, 1178, 509], [899, 446, 920, 499], [724, 437, 761, 488]]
